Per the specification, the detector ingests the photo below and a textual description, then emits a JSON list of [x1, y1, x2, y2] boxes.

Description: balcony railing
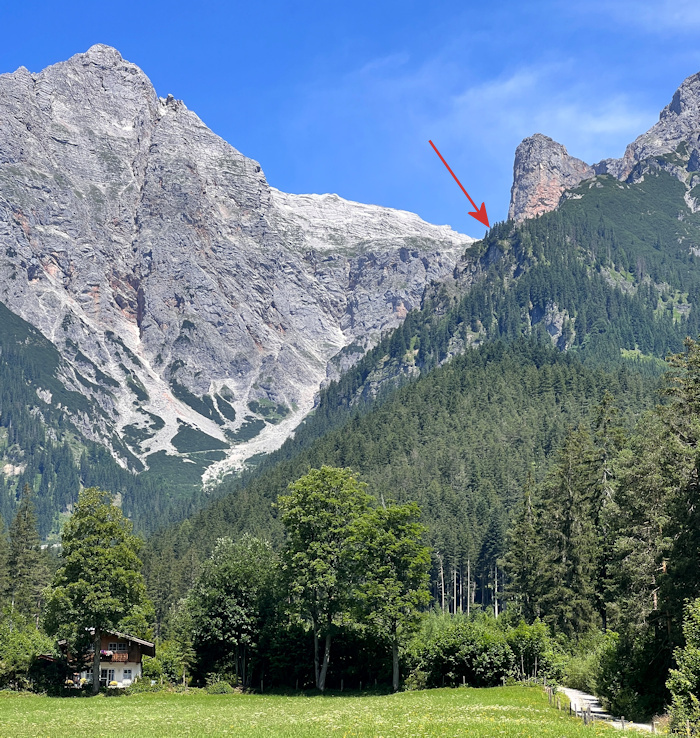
[[100, 651, 130, 662]]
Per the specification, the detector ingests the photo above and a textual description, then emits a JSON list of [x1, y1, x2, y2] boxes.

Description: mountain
[[0, 44, 472, 491], [509, 71, 700, 222]]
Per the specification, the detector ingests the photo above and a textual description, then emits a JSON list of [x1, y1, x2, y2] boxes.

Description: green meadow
[[0, 685, 644, 738]]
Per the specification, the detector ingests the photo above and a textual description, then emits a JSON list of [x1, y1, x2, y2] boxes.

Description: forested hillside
[[136, 153, 700, 717], [142, 339, 659, 625], [3, 153, 698, 542]]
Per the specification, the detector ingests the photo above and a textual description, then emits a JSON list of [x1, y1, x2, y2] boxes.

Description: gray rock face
[[0, 45, 474, 474], [508, 135, 594, 222], [509, 71, 700, 222]]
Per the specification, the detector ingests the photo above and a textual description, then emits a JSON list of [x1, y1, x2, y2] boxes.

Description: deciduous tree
[[352, 501, 430, 691], [277, 466, 372, 691], [186, 535, 277, 686]]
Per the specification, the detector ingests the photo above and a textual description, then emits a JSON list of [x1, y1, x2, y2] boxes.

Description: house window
[[123, 669, 132, 681], [100, 669, 115, 682], [108, 642, 128, 652]]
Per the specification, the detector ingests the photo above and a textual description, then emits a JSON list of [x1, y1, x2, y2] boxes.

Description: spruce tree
[[662, 337, 700, 618], [8, 484, 48, 624], [537, 427, 600, 638], [503, 473, 543, 622]]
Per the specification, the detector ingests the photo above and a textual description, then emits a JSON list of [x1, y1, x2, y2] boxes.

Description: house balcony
[[100, 651, 130, 662]]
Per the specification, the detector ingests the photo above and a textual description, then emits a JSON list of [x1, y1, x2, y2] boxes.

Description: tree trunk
[[92, 629, 101, 695], [439, 554, 445, 613], [318, 631, 332, 692], [312, 617, 320, 690], [494, 565, 499, 618], [453, 565, 457, 615], [392, 630, 399, 692], [467, 559, 471, 616], [242, 643, 247, 689]]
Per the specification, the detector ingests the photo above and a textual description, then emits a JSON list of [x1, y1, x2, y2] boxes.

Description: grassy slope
[[0, 686, 642, 737]]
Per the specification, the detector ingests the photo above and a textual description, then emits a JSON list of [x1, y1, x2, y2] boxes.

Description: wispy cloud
[[439, 66, 654, 164], [570, 0, 700, 33]]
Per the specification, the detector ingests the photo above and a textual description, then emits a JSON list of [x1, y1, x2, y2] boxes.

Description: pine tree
[[503, 472, 543, 622], [537, 427, 600, 638], [661, 337, 700, 619], [8, 484, 48, 624]]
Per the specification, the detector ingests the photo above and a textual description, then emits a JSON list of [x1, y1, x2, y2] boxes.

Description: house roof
[[100, 629, 156, 657], [101, 629, 155, 650], [58, 629, 156, 658]]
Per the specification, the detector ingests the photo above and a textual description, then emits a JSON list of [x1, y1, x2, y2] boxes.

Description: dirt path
[[559, 687, 653, 732]]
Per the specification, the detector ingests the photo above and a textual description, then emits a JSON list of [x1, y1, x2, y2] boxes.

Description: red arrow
[[429, 140, 490, 228]]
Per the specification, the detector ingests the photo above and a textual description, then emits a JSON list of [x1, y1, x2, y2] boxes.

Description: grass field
[[0, 685, 645, 738]]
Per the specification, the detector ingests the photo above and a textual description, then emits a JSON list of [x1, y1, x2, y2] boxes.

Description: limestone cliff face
[[507, 135, 594, 222], [509, 71, 700, 222], [0, 45, 474, 474]]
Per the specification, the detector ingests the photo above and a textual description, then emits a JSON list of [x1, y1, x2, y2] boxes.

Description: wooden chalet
[[60, 628, 155, 687]]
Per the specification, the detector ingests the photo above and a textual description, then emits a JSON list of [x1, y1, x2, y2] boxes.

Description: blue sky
[[3, 1, 700, 238]]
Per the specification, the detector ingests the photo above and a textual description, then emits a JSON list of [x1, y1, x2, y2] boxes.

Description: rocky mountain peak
[[507, 134, 594, 223], [661, 70, 700, 120], [80, 43, 126, 66], [509, 71, 700, 223], [0, 45, 473, 480]]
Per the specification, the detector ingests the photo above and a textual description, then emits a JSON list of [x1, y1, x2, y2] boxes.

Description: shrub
[[562, 631, 608, 693], [142, 655, 163, 681], [206, 680, 235, 694], [404, 614, 515, 688], [124, 679, 165, 695], [505, 619, 565, 683], [403, 669, 428, 691], [595, 630, 669, 721]]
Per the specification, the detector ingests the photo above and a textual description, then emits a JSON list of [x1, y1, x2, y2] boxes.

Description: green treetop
[[186, 534, 278, 687]]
